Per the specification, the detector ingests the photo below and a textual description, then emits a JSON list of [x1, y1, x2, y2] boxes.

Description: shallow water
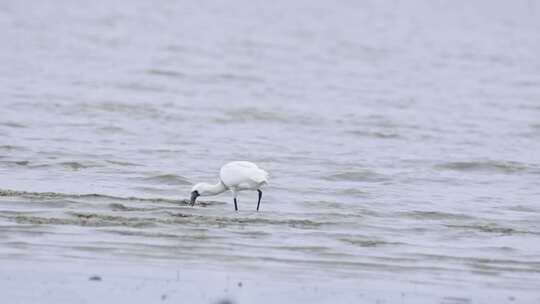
[[1, 0, 540, 301]]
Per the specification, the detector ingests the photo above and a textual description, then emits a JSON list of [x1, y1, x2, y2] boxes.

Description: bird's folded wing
[[220, 162, 269, 186]]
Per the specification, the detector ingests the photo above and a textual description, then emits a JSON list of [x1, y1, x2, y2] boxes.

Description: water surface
[[1, 0, 540, 302]]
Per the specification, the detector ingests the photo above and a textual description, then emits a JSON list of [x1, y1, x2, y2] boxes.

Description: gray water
[[1, 0, 540, 301]]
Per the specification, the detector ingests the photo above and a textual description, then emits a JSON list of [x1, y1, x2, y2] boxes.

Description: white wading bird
[[190, 161, 269, 211]]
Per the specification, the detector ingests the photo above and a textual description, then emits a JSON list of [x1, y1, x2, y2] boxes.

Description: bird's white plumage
[[190, 161, 268, 211], [220, 161, 269, 191]]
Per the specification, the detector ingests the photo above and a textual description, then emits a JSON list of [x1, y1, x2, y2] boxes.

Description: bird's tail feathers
[[254, 169, 269, 185]]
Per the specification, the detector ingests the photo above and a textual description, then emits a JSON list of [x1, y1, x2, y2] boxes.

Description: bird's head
[[190, 183, 208, 206]]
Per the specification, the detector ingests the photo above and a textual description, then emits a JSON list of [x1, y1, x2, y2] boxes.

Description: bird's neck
[[203, 180, 227, 196]]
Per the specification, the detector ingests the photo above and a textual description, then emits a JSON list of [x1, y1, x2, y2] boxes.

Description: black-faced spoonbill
[[190, 161, 269, 211]]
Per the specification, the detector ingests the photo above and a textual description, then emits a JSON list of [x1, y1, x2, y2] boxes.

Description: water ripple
[[435, 161, 533, 174]]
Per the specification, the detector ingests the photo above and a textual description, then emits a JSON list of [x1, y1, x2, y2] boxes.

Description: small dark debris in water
[[61, 161, 89, 169], [171, 213, 192, 218], [508, 296, 515, 301], [197, 201, 212, 207], [89, 275, 102, 281], [215, 299, 234, 304], [161, 294, 168, 301], [237, 282, 242, 287]]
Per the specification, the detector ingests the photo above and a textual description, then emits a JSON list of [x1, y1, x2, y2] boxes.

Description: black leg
[[257, 189, 262, 211], [234, 198, 238, 211]]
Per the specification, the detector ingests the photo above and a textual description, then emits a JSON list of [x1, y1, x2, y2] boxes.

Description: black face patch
[[190, 190, 200, 206]]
